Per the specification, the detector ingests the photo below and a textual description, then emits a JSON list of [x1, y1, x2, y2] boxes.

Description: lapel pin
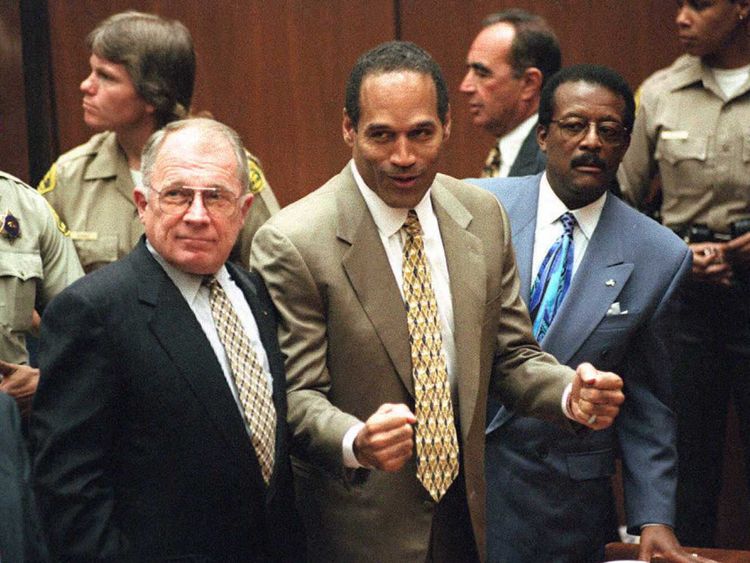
[[1, 211, 20, 242], [605, 279, 615, 287]]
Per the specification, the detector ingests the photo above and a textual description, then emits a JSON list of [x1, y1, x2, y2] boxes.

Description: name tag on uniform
[[660, 130, 689, 140], [70, 231, 98, 241]]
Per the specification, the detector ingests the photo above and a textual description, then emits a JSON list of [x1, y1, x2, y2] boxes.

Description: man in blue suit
[[471, 65, 700, 562]]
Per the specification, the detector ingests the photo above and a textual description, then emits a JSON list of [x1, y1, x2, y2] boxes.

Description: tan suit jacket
[[251, 164, 574, 562]]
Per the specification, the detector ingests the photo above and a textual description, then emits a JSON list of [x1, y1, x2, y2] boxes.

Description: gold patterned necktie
[[401, 210, 459, 501], [204, 276, 276, 485], [481, 143, 502, 178]]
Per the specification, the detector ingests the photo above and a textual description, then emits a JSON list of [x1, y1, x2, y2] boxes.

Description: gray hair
[[141, 118, 250, 194]]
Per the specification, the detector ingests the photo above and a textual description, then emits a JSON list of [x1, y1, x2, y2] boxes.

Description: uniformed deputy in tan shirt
[[38, 11, 281, 274], [618, 53, 750, 236], [0, 170, 83, 412]]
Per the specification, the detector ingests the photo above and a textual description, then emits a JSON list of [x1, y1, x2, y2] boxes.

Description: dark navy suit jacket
[[470, 174, 691, 562], [31, 238, 304, 562]]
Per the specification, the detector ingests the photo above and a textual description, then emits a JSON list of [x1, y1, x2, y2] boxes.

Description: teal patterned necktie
[[529, 212, 577, 341]]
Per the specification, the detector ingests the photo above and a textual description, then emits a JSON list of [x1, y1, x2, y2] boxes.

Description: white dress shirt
[[532, 172, 606, 284], [147, 241, 272, 436], [497, 113, 539, 178], [342, 161, 457, 467], [532, 174, 606, 417]]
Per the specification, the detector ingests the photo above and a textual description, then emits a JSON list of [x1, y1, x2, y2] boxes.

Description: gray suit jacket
[[471, 174, 690, 562], [507, 127, 546, 177], [251, 164, 576, 562]]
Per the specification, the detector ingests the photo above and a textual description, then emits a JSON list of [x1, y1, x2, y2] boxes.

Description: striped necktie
[[401, 210, 459, 501], [481, 144, 502, 178], [529, 212, 577, 342]]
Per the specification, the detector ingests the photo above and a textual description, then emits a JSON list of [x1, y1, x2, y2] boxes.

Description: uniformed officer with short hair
[[38, 11, 279, 273], [0, 170, 83, 414]]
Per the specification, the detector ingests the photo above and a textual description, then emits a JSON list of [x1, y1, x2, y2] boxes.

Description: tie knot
[[560, 212, 576, 236], [403, 209, 422, 237], [202, 275, 220, 290]]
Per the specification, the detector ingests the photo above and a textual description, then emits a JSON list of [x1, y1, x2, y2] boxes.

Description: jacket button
[[536, 445, 549, 459]]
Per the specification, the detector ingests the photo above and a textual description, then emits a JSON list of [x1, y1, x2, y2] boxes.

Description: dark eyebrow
[[468, 62, 492, 75]]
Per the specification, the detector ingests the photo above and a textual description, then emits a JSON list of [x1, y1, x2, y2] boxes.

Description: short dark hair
[[87, 11, 196, 128], [482, 9, 561, 86], [345, 41, 449, 128], [538, 64, 636, 131]]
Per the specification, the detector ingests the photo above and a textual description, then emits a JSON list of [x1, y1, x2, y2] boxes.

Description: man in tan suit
[[251, 41, 624, 562]]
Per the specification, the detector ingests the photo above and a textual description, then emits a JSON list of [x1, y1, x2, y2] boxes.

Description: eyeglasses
[[549, 117, 629, 146], [151, 186, 244, 217]]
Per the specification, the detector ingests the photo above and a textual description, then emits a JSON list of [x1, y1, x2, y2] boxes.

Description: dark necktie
[[528, 212, 577, 341]]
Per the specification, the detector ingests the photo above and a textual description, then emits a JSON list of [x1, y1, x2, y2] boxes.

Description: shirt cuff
[[641, 523, 671, 530], [562, 382, 574, 420], [342, 422, 366, 468]]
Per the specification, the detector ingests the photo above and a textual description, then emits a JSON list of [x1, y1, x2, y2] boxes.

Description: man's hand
[[690, 243, 732, 286], [569, 363, 624, 430], [354, 403, 416, 472], [639, 524, 717, 562], [0, 359, 39, 416]]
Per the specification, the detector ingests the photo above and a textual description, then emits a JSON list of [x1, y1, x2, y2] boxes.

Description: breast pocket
[[0, 251, 43, 331], [71, 234, 119, 272], [655, 134, 709, 195]]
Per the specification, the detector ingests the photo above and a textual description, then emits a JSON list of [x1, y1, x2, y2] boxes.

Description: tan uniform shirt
[[618, 54, 750, 234], [0, 171, 83, 364], [39, 131, 280, 272]]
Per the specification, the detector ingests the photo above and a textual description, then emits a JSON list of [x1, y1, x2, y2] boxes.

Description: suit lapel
[[132, 243, 257, 469], [541, 195, 633, 364], [337, 168, 414, 395], [504, 179, 541, 304], [432, 179, 485, 442], [508, 126, 544, 177]]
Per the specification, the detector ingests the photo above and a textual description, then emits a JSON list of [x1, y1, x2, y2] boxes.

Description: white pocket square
[[606, 302, 628, 316]]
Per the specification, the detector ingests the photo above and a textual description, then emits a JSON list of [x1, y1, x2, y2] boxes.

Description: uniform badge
[[1, 210, 21, 241]]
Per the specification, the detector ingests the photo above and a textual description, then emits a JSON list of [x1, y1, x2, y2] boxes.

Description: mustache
[[570, 153, 606, 169]]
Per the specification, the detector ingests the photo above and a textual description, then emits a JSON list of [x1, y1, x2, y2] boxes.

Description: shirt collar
[[350, 159, 437, 238], [537, 172, 605, 240], [498, 113, 538, 158], [145, 239, 230, 305]]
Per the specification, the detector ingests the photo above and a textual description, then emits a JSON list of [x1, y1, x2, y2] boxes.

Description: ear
[[342, 108, 356, 147], [442, 104, 452, 141], [133, 187, 149, 221], [536, 122, 549, 154], [520, 67, 543, 101], [238, 193, 254, 223]]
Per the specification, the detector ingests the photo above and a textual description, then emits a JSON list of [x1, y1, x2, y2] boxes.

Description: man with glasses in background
[[31, 118, 303, 562], [471, 65, 702, 562]]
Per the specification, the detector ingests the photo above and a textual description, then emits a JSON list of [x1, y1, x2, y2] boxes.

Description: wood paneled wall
[[0, 0, 29, 180], [4, 0, 749, 550], [39, 1, 683, 205]]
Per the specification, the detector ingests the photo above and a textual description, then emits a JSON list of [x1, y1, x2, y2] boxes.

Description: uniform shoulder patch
[[38, 163, 57, 195], [43, 199, 70, 236], [245, 151, 267, 194]]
